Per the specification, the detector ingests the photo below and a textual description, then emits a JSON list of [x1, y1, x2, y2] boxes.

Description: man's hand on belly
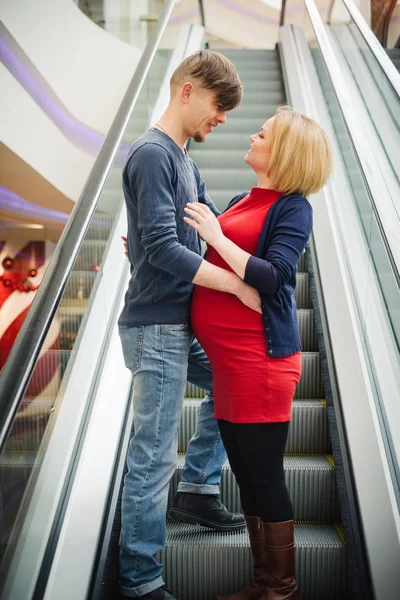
[[235, 282, 262, 314]]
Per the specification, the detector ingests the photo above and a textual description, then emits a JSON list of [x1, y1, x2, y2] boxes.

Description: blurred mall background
[[0, 1, 399, 599]]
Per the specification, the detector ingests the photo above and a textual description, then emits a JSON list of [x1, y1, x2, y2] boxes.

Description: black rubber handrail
[[0, 0, 177, 452]]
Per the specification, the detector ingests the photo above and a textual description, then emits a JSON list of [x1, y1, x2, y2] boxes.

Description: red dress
[[190, 188, 302, 423]]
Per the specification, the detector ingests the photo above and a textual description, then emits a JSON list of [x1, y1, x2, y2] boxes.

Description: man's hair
[[170, 50, 243, 111], [269, 106, 333, 197]]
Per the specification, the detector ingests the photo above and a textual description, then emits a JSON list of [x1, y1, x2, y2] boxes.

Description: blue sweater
[[118, 128, 218, 326], [227, 191, 313, 358]]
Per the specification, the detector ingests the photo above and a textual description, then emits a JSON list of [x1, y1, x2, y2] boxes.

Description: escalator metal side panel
[[279, 24, 400, 600], [0, 207, 131, 600]]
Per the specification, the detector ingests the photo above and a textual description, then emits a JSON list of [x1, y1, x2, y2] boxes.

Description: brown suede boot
[[217, 516, 269, 600], [260, 520, 300, 600]]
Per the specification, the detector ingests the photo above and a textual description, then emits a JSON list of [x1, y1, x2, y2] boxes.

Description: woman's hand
[[184, 203, 225, 247], [121, 236, 129, 258]]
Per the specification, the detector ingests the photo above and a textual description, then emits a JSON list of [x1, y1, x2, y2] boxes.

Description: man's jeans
[[118, 323, 227, 597]]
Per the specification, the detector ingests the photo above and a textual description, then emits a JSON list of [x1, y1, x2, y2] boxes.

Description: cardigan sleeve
[[244, 201, 313, 295]]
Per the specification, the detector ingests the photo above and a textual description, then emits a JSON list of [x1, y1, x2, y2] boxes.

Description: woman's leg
[[217, 419, 258, 517], [232, 421, 292, 523], [217, 420, 269, 600], [230, 422, 298, 600]]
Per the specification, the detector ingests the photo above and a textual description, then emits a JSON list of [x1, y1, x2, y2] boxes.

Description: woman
[[184, 106, 332, 600]]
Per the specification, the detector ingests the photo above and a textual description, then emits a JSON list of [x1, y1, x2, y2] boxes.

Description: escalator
[[0, 0, 399, 599]]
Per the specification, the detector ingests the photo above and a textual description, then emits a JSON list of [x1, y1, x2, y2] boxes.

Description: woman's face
[[244, 116, 275, 175]]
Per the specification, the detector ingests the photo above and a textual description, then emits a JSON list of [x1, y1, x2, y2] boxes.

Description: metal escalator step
[[297, 308, 317, 349], [214, 117, 277, 133], [185, 351, 323, 400], [189, 150, 249, 169], [298, 251, 307, 273], [169, 455, 336, 521], [237, 69, 283, 82], [97, 189, 123, 215], [221, 50, 280, 61], [236, 79, 284, 91], [178, 399, 328, 455], [295, 272, 311, 308], [192, 134, 258, 151], [85, 219, 113, 241], [231, 103, 284, 118], [103, 168, 123, 191], [64, 270, 96, 299], [200, 168, 257, 189], [74, 240, 107, 271], [158, 522, 345, 599], [233, 65, 283, 76], [296, 352, 324, 398]]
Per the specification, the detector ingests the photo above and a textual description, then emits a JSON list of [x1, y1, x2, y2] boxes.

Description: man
[[118, 50, 261, 599]]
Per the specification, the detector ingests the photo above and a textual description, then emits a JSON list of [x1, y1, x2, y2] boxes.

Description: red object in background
[[0, 241, 60, 403]]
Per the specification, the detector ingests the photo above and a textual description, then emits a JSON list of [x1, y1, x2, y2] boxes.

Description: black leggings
[[218, 420, 293, 523]]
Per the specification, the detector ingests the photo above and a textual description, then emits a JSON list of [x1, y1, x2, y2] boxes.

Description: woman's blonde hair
[[269, 106, 333, 197]]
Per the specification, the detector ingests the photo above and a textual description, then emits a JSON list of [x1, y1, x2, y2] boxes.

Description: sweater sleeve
[[127, 143, 203, 282], [190, 158, 221, 216], [244, 201, 313, 295]]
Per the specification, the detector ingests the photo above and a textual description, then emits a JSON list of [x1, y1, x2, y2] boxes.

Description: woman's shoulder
[[274, 193, 313, 215]]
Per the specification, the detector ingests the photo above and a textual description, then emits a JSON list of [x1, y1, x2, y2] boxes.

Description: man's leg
[[119, 324, 192, 598], [169, 337, 245, 531]]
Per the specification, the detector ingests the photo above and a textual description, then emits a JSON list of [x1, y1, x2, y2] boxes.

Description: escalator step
[[210, 117, 277, 133], [193, 133, 259, 150], [200, 168, 257, 188], [158, 522, 345, 600], [168, 454, 336, 521], [74, 239, 107, 271], [189, 149, 252, 169], [178, 398, 328, 455]]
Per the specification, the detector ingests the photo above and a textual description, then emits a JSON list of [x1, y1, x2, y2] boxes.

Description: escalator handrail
[[282, 0, 400, 282], [340, 0, 400, 97], [281, 0, 400, 98], [198, 0, 206, 28], [302, 0, 400, 274], [0, 0, 177, 452]]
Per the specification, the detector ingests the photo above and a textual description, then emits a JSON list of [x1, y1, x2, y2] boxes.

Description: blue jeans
[[118, 323, 226, 597]]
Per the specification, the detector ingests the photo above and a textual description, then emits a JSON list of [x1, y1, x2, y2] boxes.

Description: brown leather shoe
[[259, 520, 300, 600], [217, 516, 269, 600]]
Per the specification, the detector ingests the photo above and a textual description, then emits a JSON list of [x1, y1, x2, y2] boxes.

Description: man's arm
[[184, 199, 312, 296], [128, 144, 204, 281], [126, 144, 260, 311], [193, 261, 261, 313]]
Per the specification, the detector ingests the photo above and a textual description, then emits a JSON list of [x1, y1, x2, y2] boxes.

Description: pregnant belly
[[190, 285, 264, 353]]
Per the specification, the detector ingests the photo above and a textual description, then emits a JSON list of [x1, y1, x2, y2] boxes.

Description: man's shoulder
[[124, 136, 175, 177], [127, 135, 173, 161]]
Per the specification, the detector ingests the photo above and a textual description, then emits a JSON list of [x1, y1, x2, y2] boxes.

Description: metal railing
[[279, 0, 400, 283], [198, 0, 206, 28], [0, 0, 177, 452], [341, 0, 400, 95]]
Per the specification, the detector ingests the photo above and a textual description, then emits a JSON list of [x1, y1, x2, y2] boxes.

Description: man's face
[[183, 85, 227, 143]]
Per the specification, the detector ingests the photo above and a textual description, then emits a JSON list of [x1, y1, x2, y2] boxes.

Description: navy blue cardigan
[[225, 191, 313, 358]]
